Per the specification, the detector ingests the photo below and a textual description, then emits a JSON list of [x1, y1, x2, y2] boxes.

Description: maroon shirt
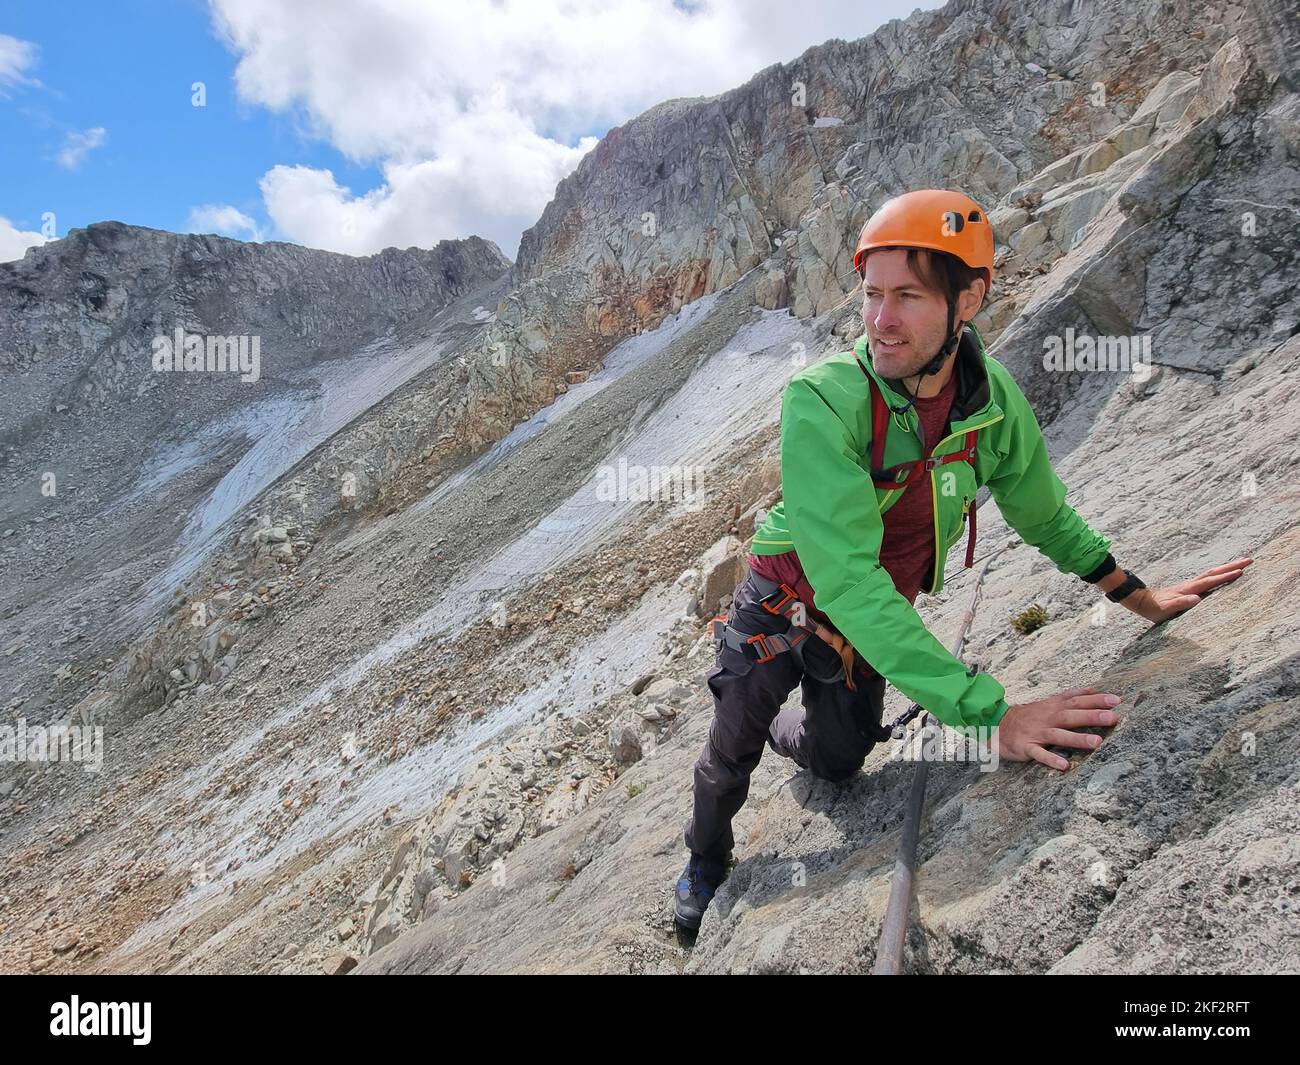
[[749, 368, 957, 621]]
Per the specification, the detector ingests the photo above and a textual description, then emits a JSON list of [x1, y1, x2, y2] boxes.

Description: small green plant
[[1011, 604, 1049, 635], [626, 782, 645, 798]]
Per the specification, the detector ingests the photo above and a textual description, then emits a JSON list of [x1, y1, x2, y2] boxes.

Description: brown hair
[[860, 247, 987, 310]]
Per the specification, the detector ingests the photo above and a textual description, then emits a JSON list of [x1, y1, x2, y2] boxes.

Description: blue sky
[[1, 0, 382, 245], [1, 0, 938, 262]]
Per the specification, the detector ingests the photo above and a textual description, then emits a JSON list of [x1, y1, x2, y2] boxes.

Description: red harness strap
[[867, 375, 979, 568]]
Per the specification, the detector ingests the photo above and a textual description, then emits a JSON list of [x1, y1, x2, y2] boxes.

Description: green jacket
[[749, 326, 1112, 731]]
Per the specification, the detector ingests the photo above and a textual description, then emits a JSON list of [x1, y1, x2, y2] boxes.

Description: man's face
[[860, 248, 953, 379]]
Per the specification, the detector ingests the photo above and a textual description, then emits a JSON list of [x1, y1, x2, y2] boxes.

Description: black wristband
[[1105, 569, 1147, 602], [1081, 552, 1118, 584]]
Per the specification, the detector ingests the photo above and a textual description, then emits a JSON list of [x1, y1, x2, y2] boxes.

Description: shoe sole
[[673, 906, 703, 930]]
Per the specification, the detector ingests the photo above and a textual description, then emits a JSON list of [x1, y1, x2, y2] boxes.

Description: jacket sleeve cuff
[[949, 696, 1011, 740], [1080, 551, 1117, 584]]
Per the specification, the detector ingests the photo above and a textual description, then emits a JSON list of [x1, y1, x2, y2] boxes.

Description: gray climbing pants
[[683, 571, 887, 865]]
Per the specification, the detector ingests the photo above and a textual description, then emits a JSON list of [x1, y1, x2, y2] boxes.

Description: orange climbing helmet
[[852, 189, 994, 291]]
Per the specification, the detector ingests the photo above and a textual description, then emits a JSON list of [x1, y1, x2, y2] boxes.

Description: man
[[672, 188, 1252, 931]]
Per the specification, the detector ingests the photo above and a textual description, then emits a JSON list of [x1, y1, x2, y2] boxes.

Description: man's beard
[[894, 344, 944, 378], [874, 337, 947, 386], [863, 312, 950, 380]]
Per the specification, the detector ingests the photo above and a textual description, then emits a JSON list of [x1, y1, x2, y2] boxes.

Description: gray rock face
[[0, 225, 510, 710], [1, 222, 510, 434], [504, 0, 1243, 349]]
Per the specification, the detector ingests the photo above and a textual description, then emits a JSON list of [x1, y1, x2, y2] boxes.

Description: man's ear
[[956, 277, 986, 321]]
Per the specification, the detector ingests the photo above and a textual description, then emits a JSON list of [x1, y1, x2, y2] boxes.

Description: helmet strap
[[921, 297, 960, 376]]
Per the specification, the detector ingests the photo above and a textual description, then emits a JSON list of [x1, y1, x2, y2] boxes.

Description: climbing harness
[[708, 572, 866, 692]]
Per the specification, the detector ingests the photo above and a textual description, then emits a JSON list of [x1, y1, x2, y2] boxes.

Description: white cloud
[[209, 0, 933, 258], [186, 203, 263, 241], [0, 216, 47, 262], [0, 33, 39, 92], [56, 126, 108, 170]]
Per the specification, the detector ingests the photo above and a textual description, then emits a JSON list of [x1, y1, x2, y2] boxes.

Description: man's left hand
[[1123, 556, 1253, 624]]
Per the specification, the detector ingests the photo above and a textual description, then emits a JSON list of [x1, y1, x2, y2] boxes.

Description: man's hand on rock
[[995, 686, 1121, 771], [1120, 557, 1253, 624]]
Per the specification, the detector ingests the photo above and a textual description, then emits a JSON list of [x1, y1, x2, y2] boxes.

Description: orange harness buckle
[[745, 632, 780, 664]]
